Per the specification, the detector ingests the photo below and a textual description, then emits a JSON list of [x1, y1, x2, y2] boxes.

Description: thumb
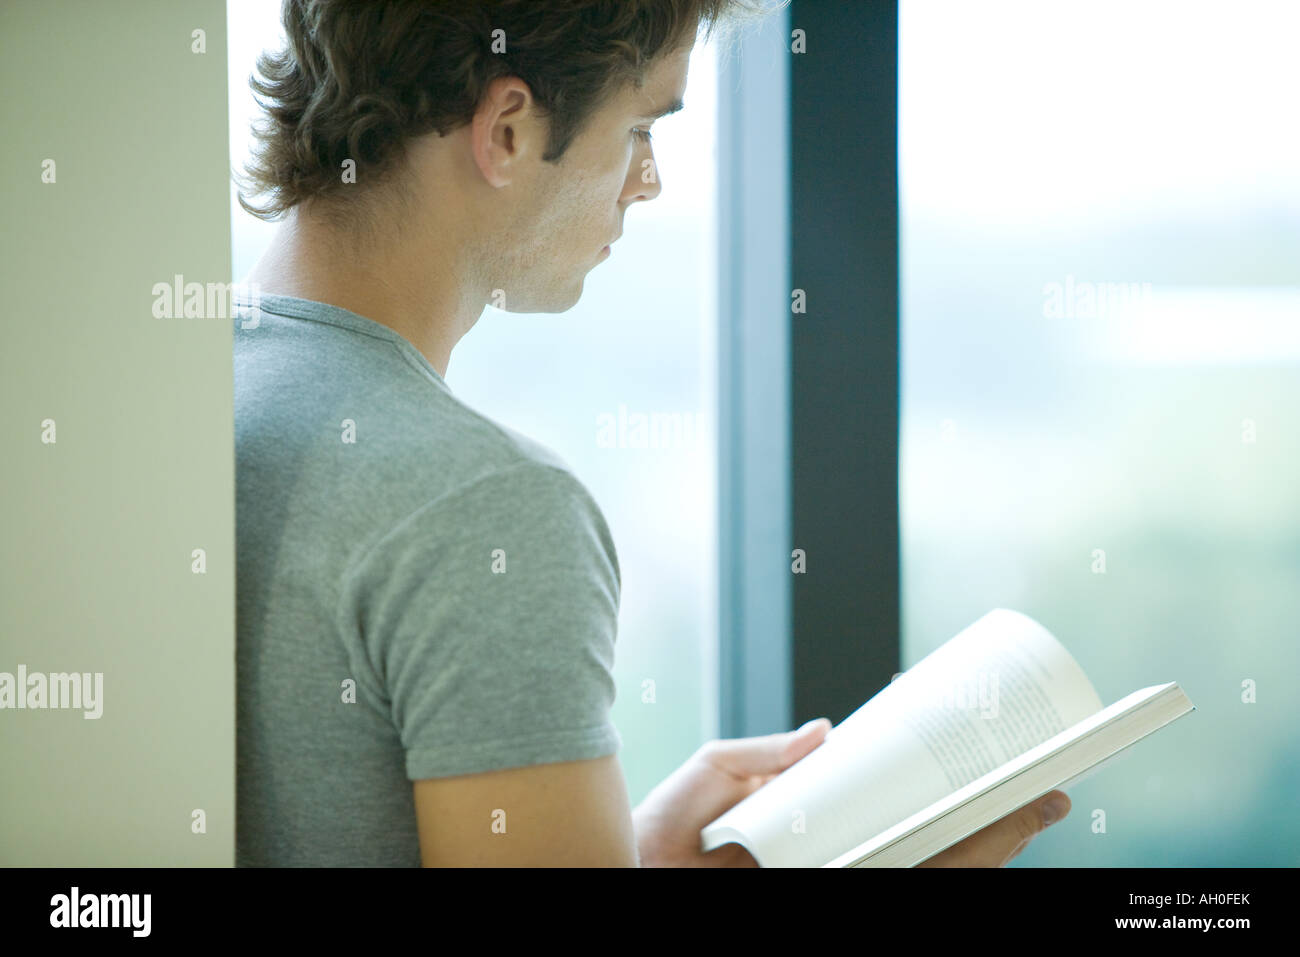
[[703, 718, 832, 778]]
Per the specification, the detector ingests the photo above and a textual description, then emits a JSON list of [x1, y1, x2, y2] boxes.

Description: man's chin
[[493, 283, 584, 315]]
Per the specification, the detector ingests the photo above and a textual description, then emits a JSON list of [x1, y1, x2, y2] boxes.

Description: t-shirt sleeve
[[336, 461, 623, 780]]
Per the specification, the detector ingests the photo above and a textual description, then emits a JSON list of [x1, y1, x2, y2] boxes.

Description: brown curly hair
[[235, 0, 775, 225]]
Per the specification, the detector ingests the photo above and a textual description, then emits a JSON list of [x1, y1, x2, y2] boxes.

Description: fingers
[[703, 842, 759, 868], [996, 792, 1070, 865], [917, 791, 1070, 867], [1038, 790, 1071, 827], [699, 718, 832, 779]]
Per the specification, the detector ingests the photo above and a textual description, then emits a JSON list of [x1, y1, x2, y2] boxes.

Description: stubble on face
[[488, 40, 693, 314], [489, 117, 625, 313]]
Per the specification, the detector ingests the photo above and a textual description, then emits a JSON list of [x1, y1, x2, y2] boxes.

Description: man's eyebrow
[[637, 97, 684, 119]]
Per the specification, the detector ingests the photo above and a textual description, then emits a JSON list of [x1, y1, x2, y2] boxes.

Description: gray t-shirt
[[233, 293, 622, 866]]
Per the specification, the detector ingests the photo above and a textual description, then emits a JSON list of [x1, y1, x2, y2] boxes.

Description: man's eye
[[632, 128, 654, 143]]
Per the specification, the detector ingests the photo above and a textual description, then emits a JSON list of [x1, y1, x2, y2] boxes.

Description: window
[[900, 0, 1300, 864]]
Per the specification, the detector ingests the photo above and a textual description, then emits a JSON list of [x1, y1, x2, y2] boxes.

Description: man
[[234, 0, 1070, 866]]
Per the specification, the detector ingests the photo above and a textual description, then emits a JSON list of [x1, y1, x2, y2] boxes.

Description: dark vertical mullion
[[790, 0, 901, 725]]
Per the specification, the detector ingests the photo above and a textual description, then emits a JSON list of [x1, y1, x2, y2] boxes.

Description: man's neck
[[244, 205, 484, 379]]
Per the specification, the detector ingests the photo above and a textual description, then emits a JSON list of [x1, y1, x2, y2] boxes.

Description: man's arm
[[413, 754, 639, 866]]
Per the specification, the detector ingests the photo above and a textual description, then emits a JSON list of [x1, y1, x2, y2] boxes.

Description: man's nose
[[626, 155, 663, 203]]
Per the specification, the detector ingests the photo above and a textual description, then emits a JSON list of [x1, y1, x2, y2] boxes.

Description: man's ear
[[470, 75, 542, 188]]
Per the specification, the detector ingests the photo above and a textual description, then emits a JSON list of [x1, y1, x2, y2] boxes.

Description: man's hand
[[631, 718, 1071, 867], [632, 718, 834, 866], [915, 790, 1070, 867]]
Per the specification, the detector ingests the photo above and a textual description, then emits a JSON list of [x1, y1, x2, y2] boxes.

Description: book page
[[700, 608, 1105, 866]]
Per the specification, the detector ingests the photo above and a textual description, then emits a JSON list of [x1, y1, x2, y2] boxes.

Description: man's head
[[238, 0, 770, 313]]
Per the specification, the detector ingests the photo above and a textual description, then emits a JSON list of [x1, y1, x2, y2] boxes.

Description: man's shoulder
[[340, 373, 612, 568], [339, 412, 622, 632], [397, 391, 590, 509]]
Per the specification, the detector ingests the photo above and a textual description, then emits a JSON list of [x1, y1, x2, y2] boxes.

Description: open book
[[700, 609, 1195, 867]]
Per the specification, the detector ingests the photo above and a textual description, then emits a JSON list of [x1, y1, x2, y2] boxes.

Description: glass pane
[[900, 0, 1300, 865], [228, 2, 719, 810]]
